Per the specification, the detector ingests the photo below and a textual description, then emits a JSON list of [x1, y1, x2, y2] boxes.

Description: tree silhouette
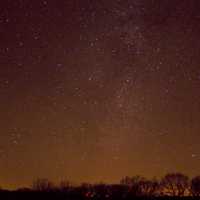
[[160, 173, 189, 196], [120, 175, 144, 196], [32, 178, 55, 191], [120, 176, 159, 196], [137, 179, 160, 196], [120, 176, 136, 185], [59, 180, 71, 192], [191, 176, 200, 196], [3, 172, 200, 198]]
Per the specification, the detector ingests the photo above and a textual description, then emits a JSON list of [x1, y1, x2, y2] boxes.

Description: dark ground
[[0, 191, 199, 200]]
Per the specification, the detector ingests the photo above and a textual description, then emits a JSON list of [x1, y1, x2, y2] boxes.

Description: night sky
[[1, 0, 200, 189]]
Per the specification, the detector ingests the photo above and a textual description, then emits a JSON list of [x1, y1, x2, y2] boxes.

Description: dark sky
[[1, 0, 200, 189]]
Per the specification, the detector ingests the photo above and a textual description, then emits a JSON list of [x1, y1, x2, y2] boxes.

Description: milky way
[[0, 0, 200, 189]]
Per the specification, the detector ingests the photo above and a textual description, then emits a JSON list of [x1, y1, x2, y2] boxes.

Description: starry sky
[[1, 0, 200, 189]]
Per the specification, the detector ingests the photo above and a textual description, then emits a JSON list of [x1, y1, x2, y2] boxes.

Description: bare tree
[[120, 175, 158, 196], [120, 176, 135, 185], [160, 173, 189, 196], [32, 178, 55, 191], [191, 176, 200, 196], [138, 179, 160, 196]]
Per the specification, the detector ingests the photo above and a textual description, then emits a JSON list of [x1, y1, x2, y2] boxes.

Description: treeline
[[1, 173, 200, 199]]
